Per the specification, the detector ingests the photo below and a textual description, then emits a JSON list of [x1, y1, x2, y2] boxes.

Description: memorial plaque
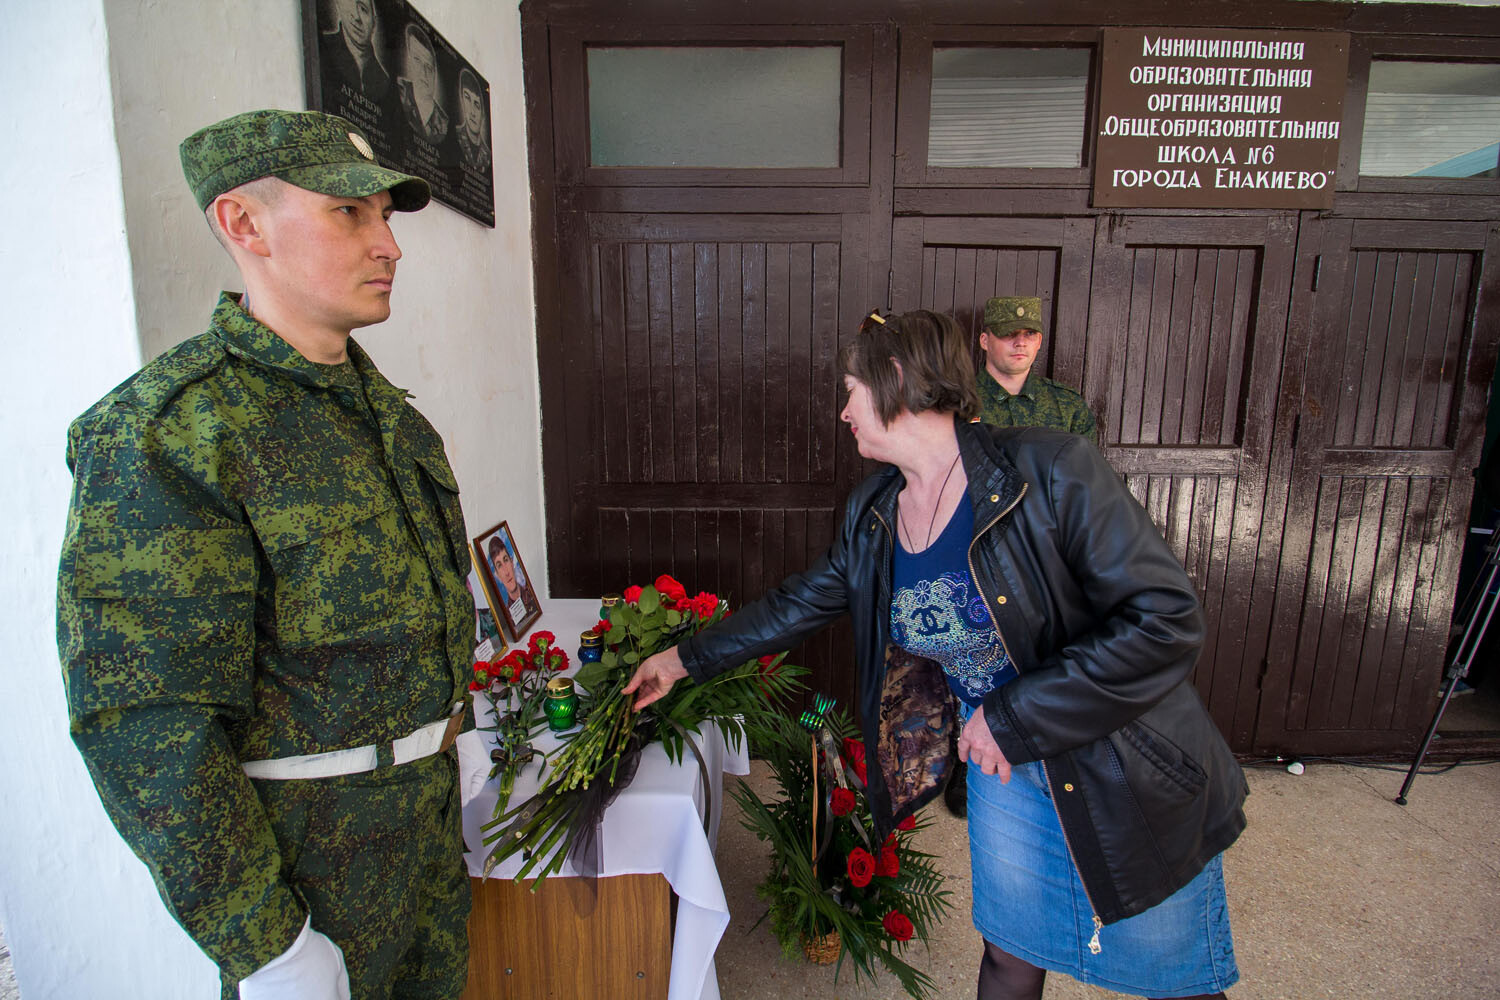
[[1093, 28, 1349, 209], [303, 0, 496, 227]]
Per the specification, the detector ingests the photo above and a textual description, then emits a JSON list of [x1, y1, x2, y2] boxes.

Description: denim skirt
[[966, 748, 1239, 997]]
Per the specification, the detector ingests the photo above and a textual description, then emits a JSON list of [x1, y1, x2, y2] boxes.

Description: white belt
[[242, 702, 465, 780]]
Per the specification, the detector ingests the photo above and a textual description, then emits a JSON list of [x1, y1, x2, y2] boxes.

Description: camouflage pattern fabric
[[220, 755, 469, 1000], [876, 647, 955, 812], [57, 292, 473, 988], [976, 368, 1099, 445], [179, 108, 428, 212]]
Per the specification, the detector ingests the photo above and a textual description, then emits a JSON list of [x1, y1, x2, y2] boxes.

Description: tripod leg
[[1395, 673, 1462, 804], [1396, 544, 1500, 805]]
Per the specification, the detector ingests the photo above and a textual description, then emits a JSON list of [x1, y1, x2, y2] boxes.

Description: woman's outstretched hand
[[623, 645, 690, 710], [958, 704, 1012, 783]]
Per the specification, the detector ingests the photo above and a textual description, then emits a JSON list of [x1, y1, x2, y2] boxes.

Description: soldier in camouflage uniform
[[946, 296, 1101, 818], [56, 110, 474, 1000], [975, 296, 1098, 446]]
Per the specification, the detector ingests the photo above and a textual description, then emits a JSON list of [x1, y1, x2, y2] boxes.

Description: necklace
[[899, 452, 962, 553]]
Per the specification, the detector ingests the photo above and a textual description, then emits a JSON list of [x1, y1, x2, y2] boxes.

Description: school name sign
[[1093, 29, 1350, 209]]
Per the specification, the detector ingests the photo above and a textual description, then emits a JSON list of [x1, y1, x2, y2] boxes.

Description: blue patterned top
[[890, 498, 1017, 705]]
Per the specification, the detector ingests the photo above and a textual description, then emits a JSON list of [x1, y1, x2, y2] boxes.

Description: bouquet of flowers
[[469, 631, 569, 816], [733, 707, 952, 1000], [479, 574, 806, 882]]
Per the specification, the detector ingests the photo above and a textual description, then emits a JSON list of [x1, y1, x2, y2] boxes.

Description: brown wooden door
[[547, 209, 872, 695], [1083, 215, 1300, 751], [1255, 218, 1500, 754]]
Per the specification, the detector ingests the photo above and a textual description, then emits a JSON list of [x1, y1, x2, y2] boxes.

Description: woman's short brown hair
[[840, 309, 980, 426]]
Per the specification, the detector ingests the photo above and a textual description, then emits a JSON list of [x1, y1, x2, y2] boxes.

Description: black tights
[[976, 941, 1226, 1000]]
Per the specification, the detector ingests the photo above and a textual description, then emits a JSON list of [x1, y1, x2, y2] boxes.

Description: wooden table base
[[461, 874, 672, 1000]]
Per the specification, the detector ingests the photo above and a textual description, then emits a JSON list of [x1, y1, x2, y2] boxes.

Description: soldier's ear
[[213, 192, 271, 259]]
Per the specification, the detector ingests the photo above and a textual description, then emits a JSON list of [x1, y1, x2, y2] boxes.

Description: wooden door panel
[[1256, 219, 1500, 754], [1088, 216, 1298, 750], [550, 211, 865, 694]]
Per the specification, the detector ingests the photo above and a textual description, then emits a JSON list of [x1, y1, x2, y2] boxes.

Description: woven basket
[[801, 929, 841, 965]]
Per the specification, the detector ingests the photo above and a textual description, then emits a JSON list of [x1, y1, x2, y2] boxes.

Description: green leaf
[[638, 586, 661, 614], [574, 660, 610, 696], [601, 650, 618, 670], [665, 609, 682, 627], [623, 650, 640, 665]]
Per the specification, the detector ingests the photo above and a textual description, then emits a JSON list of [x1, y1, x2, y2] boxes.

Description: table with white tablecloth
[[456, 599, 748, 1000]]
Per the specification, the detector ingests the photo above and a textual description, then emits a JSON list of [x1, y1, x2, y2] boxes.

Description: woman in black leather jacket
[[627, 309, 1247, 1000]]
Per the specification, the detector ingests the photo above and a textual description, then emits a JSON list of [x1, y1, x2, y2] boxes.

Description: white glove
[[239, 915, 350, 1000]]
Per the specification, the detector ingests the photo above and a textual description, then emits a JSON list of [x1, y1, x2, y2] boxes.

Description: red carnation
[[468, 678, 486, 691], [498, 650, 528, 682], [472, 661, 489, 674], [593, 618, 612, 633], [830, 787, 856, 817], [688, 591, 719, 619], [528, 630, 556, 654], [623, 585, 643, 604], [655, 574, 687, 605], [846, 847, 875, 888], [876, 846, 900, 878], [897, 814, 916, 832], [548, 648, 570, 672], [882, 910, 914, 942]]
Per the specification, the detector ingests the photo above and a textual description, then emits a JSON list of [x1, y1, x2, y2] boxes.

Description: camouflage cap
[[180, 109, 430, 212], [983, 296, 1046, 338]]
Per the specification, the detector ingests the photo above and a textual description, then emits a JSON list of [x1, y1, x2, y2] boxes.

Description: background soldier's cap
[[180, 109, 430, 212], [983, 296, 1046, 338]]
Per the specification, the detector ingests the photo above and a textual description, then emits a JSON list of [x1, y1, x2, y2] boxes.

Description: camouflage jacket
[[976, 368, 1099, 445], [56, 293, 473, 978]]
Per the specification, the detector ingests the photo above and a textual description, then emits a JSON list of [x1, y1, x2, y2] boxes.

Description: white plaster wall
[[0, 1, 539, 997], [0, 1, 210, 997]]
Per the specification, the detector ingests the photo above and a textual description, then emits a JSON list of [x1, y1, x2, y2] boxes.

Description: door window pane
[[929, 47, 1091, 168], [588, 46, 842, 168], [1360, 61, 1500, 177]]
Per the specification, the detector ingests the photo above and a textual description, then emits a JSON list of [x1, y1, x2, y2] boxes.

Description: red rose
[[897, 815, 916, 832], [594, 618, 612, 633], [528, 630, 556, 654], [876, 846, 900, 878], [846, 847, 875, 888], [882, 911, 914, 942], [753, 654, 781, 700], [655, 574, 687, 605], [623, 585, 643, 604], [830, 787, 856, 817], [842, 738, 867, 784]]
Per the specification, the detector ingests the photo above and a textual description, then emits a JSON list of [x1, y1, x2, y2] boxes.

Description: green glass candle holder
[[545, 675, 579, 732]]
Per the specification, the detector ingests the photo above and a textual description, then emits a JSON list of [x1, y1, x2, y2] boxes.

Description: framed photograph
[[465, 570, 509, 662], [301, 0, 496, 227], [472, 521, 542, 640]]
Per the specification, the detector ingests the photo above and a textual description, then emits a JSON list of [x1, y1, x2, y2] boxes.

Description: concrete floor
[[714, 756, 1500, 1000]]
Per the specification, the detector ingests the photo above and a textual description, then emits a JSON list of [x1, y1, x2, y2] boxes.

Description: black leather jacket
[[680, 419, 1247, 925]]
